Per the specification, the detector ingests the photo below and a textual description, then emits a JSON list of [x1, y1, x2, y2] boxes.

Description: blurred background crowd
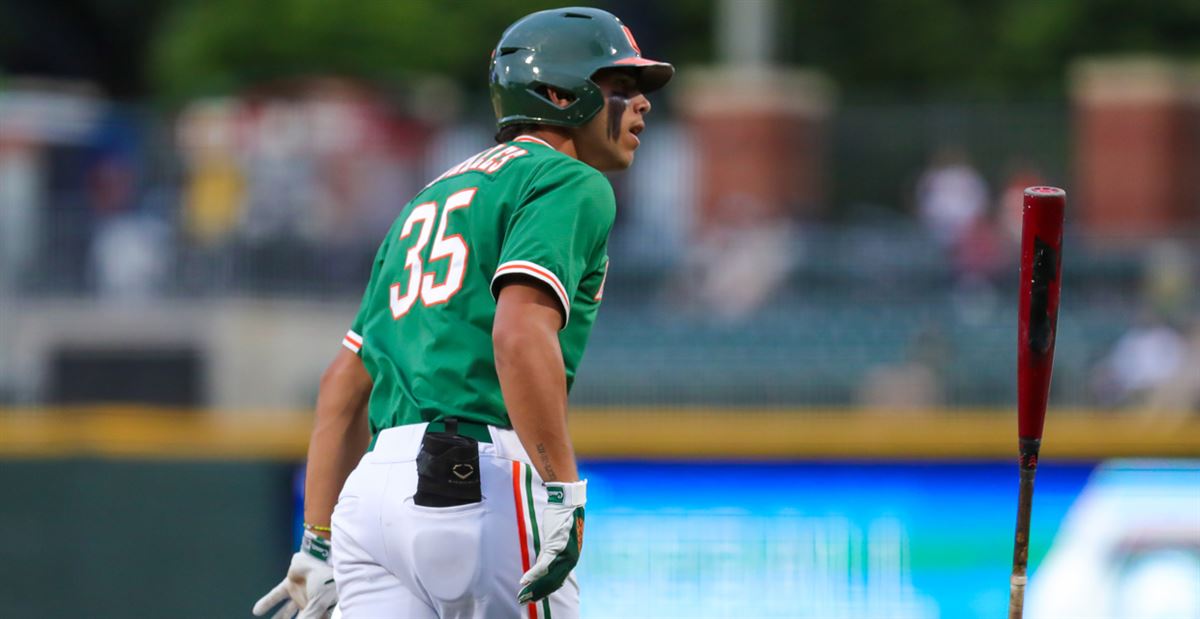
[[1, 0, 1197, 414]]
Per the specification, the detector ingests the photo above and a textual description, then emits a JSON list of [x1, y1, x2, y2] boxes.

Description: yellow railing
[[1, 406, 1197, 460]]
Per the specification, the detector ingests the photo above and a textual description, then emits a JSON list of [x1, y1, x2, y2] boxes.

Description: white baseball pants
[[330, 423, 579, 619]]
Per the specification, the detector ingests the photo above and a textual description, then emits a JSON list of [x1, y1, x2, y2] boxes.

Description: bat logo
[[1028, 238, 1058, 355]]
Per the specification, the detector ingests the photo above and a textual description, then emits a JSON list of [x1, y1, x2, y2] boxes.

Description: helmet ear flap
[[525, 82, 572, 108], [519, 81, 579, 121], [526, 78, 602, 121], [548, 76, 604, 126]]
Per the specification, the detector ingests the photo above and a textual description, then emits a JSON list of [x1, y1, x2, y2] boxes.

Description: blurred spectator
[[1090, 310, 1188, 408], [1142, 319, 1200, 413], [0, 133, 42, 293], [240, 96, 319, 244], [915, 145, 989, 248], [91, 214, 172, 300], [997, 158, 1044, 243], [1142, 240, 1195, 325], [87, 106, 171, 298], [178, 98, 244, 247], [1, 81, 107, 291], [667, 193, 799, 322], [920, 153, 1021, 325], [948, 202, 1015, 325], [857, 327, 948, 411], [953, 204, 1012, 283], [1090, 242, 1197, 411], [88, 108, 140, 217], [1134, 240, 1199, 413]]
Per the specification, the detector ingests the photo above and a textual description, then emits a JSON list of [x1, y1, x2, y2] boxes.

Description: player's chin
[[614, 140, 638, 168], [595, 148, 635, 171], [609, 151, 635, 170]]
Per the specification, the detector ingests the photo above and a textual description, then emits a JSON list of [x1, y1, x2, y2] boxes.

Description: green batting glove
[[518, 480, 586, 604]]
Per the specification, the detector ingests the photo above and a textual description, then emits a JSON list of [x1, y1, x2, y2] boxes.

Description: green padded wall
[[0, 459, 297, 618]]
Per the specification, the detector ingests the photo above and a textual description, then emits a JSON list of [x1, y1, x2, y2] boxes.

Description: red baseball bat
[[1009, 186, 1065, 619]]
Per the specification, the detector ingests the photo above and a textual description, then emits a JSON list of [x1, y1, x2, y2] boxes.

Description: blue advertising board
[[577, 460, 1094, 619]]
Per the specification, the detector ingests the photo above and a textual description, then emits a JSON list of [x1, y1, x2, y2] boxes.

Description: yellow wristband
[[304, 522, 332, 533]]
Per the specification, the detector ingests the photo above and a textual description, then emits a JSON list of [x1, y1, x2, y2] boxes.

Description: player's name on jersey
[[427, 143, 531, 187]]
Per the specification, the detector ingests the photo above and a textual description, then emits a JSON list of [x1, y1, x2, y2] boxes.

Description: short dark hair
[[495, 123, 541, 144]]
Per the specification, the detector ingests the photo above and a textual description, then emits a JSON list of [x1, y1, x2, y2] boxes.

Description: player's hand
[[253, 531, 338, 619], [519, 479, 586, 604]]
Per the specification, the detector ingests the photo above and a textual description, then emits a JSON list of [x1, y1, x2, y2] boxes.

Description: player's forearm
[[494, 287, 579, 483], [303, 348, 372, 537], [496, 329, 578, 482]]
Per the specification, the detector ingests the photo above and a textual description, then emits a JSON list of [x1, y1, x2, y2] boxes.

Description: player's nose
[[632, 94, 651, 116]]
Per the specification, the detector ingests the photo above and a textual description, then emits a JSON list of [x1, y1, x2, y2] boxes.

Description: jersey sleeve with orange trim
[[345, 230, 394, 355], [490, 158, 616, 326]]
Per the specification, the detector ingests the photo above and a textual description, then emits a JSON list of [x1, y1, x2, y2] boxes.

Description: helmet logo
[[621, 25, 642, 55]]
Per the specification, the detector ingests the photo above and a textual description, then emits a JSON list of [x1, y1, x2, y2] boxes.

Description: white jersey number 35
[[390, 187, 476, 319]]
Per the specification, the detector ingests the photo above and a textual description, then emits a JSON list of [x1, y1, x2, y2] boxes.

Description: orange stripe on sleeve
[[494, 263, 570, 315]]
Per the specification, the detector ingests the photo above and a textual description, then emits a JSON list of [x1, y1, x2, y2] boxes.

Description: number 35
[[390, 187, 476, 319]]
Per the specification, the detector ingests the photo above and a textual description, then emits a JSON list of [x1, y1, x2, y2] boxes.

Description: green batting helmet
[[489, 7, 674, 129]]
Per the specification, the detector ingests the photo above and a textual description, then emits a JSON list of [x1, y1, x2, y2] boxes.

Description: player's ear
[[541, 86, 574, 109]]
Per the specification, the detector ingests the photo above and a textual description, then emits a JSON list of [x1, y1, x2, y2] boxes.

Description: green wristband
[[301, 529, 332, 562]]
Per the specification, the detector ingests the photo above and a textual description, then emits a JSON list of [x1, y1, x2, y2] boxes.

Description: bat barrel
[[1017, 187, 1065, 442]]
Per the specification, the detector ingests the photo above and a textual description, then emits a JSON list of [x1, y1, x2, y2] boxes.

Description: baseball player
[[252, 7, 672, 619]]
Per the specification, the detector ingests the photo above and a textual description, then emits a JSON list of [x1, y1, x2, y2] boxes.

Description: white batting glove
[[519, 479, 586, 604], [253, 530, 338, 619]]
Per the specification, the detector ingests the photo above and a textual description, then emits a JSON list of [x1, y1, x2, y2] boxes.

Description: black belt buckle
[[414, 418, 482, 507]]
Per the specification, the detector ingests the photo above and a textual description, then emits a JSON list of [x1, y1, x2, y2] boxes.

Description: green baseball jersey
[[342, 135, 614, 438]]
